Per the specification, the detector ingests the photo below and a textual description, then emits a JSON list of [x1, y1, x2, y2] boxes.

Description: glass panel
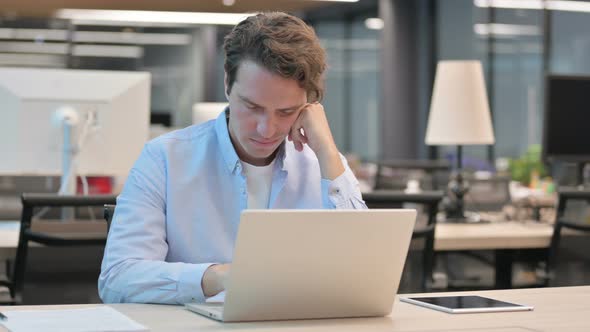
[[490, 8, 544, 158], [350, 15, 381, 161], [436, 0, 545, 165], [436, 0, 491, 167], [315, 22, 348, 153], [315, 16, 381, 161], [551, 10, 590, 75]]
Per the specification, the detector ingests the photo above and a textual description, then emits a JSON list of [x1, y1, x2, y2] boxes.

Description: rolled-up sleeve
[[98, 142, 214, 304], [321, 154, 367, 209]]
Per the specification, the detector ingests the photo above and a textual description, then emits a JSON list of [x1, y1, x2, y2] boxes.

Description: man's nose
[[256, 113, 276, 138]]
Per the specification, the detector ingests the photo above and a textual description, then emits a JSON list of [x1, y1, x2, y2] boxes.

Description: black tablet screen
[[408, 296, 522, 309]]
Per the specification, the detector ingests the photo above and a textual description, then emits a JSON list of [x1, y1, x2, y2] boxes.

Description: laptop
[[185, 209, 417, 322]]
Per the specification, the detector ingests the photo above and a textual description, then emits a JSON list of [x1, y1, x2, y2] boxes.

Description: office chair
[[539, 188, 590, 287], [433, 174, 512, 290], [103, 204, 116, 233], [362, 190, 443, 292], [0, 193, 116, 305], [463, 175, 512, 213], [373, 159, 451, 191]]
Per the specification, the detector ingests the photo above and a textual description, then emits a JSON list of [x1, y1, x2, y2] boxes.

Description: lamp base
[[440, 152, 489, 223]]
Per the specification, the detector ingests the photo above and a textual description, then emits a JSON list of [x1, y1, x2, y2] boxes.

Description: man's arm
[[320, 153, 368, 209], [289, 102, 345, 180], [288, 103, 367, 209], [99, 143, 216, 304]]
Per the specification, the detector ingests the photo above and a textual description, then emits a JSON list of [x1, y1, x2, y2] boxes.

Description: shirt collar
[[215, 107, 288, 175]]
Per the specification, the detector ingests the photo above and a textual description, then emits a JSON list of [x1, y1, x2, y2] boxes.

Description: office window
[[437, 0, 590, 161], [350, 15, 381, 161], [436, 0, 491, 163], [314, 14, 381, 160], [488, 8, 544, 159], [551, 11, 590, 75], [315, 22, 348, 154], [437, 0, 544, 161]]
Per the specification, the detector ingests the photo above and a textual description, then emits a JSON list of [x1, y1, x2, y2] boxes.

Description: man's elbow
[[98, 273, 124, 303]]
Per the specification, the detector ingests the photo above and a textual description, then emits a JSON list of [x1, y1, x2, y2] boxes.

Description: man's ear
[[224, 72, 230, 100]]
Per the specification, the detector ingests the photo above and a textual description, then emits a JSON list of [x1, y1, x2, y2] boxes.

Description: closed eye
[[278, 110, 296, 116], [245, 103, 262, 111]]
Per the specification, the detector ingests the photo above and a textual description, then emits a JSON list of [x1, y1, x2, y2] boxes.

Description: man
[[99, 12, 366, 305]]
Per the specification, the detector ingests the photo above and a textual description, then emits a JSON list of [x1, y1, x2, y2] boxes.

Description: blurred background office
[[0, 0, 589, 304], [2, 0, 589, 162]]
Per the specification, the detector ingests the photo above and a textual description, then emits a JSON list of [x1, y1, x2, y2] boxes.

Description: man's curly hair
[[223, 12, 327, 102]]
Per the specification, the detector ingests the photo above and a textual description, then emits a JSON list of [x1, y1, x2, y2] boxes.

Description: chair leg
[[5, 259, 12, 280]]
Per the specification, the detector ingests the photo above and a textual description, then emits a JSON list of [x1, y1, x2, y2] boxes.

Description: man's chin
[[249, 148, 276, 159], [243, 144, 281, 164]]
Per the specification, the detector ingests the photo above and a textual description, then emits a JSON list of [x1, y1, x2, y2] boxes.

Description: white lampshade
[[425, 60, 495, 145]]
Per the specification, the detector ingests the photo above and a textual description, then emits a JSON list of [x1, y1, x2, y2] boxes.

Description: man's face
[[226, 60, 307, 166]]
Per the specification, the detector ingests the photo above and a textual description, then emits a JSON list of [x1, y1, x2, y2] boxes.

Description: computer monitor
[[0, 67, 150, 192], [543, 75, 590, 163]]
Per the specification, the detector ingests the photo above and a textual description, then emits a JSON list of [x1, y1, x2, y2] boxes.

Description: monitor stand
[[55, 107, 79, 220]]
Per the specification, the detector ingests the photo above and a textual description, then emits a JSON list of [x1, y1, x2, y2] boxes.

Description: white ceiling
[[0, 0, 335, 18]]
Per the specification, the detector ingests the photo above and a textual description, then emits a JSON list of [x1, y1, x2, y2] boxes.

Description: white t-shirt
[[241, 159, 275, 209]]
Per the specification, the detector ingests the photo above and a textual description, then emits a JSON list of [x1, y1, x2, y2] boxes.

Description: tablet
[[400, 295, 534, 314]]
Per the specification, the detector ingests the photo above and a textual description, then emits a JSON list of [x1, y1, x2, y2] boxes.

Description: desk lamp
[[425, 60, 495, 222]]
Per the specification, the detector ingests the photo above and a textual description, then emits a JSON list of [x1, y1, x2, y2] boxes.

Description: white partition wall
[[0, 68, 150, 178], [192, 102, 227, 125]]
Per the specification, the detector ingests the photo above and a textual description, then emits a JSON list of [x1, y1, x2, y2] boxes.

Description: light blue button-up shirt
[[99, 111, 367, 304]]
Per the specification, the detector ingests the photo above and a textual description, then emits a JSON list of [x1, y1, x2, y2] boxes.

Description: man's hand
[[288, 102, 345, 180], [202, 264, 231, 297]]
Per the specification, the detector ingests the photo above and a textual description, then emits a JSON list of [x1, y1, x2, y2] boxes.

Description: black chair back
[[103, 204, 116, 233], [464, 175, 511, 212], [545, 188, 590, 286], [8, 193, 116, 304], [373, 159, 450, 191], [362, 190, 443, 291]]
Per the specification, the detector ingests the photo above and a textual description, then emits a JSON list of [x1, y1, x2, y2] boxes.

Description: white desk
[[435, 220, 555, 251], [0, 222, 18, 261], [434, 220, 589, 289], [1, 286, 588, 331], [435, 221, 558, 289]]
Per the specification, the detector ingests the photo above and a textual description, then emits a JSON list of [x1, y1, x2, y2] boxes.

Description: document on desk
[[0, 306, 148, 332]]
